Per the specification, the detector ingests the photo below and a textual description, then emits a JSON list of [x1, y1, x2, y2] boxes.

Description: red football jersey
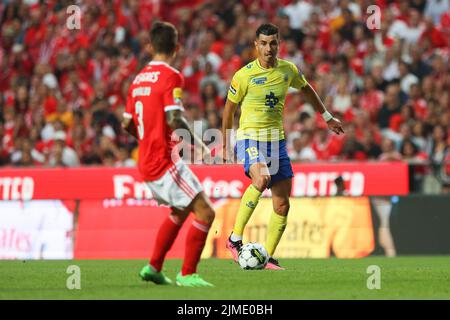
[[124, 61, 184, 181]]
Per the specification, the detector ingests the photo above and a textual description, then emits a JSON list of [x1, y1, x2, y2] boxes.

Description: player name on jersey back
[[132, 71, 161, 84]]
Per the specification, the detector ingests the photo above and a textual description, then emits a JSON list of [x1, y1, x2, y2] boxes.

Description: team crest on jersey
[[265, 91, 279, 108], [246, 63, 253, 69], [173, 87, 183, 103], [252, 77, 267, 85]]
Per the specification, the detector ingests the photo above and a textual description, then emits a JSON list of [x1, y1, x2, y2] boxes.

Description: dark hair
[[400, 139, 418, 156], [150, 21, 178, 55], [399, 60, 411, 70], [256, 23, 279, 38], [299, 111, 311, 123], [335, 175, 345, 185], [103, 150, 116, 160], [334, 54, 349, 69], [201, 81, 219, 102]]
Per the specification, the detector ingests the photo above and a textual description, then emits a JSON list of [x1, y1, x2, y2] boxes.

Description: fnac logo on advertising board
[[113, 174, 245, 199], [113, 175, 152, 199]]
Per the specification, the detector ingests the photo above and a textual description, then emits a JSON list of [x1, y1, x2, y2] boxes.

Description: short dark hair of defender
[[150, 21, 178, 55], [255, 23, 279, 38]]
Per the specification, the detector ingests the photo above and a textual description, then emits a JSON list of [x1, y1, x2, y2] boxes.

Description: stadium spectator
[[10, 137, 45, 166], [115, 147, 136, 167], [332, 78, 352, 114], [428, 125, 449, 165], [288, 130, 317, 162], [409, 46, 433, 80], [360, 75, 384, 122], [206, 110, 221, 130], [379, 137, 403, 161], [218, 44, 242, 82], [341, 123, 367, 160], [360, 130, 382, 160], [279, 39, 303, 70], [411, 120, 428, 151], [102, 150, 116, 166], [401, 138, 428, 163], [389, 104, 416, 135], [353, 109, 382, 144], [312, 126, 342, 161], [388, 8, 426, 45], [187, 104, 208, 138], [399, 60, 419, 95], [0, 123, 8, 165], [283, 0, 313, 31], [424, 0, 450, 24], [377, 84, 402, 130], [400, 138, 429, 191], [47, 131, 79, 167]]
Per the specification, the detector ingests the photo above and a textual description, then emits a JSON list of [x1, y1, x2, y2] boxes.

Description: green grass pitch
[[1, 257, 449, 299]]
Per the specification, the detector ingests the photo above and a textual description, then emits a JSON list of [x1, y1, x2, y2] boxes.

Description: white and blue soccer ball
[[238, 242, 269, 270]]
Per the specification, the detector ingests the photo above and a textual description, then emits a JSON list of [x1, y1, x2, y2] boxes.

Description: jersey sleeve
[[227, 70, 247, 104], [290, 63, 308, 90], [123, 85, 134, 120], [163, 72, 184, 112]]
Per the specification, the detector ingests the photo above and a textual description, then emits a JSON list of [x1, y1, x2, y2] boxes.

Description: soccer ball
[[238, 243, 269, 270]]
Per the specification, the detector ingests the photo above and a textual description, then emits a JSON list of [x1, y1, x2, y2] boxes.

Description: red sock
[[150, 214, 183, 272], [182, 219, 211, 276]]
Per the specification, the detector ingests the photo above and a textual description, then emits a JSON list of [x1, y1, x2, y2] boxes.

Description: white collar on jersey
[[148, 61, 180, 73], [148, 61, 170, 67]]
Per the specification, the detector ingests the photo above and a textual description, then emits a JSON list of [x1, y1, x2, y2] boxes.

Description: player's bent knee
[[254, 175, 271, 191], [191, 194, 215, 225], [204, 208, 215, 225], [274, 201, 290, 216], [197, 207, 215, 225], [171, 209, 190, 224]]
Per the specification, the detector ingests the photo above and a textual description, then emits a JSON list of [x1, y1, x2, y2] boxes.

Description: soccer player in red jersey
[[122, 22, 214, 287]]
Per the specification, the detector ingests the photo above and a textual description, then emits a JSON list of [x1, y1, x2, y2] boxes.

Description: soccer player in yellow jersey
[[222, 23, 344, 270]]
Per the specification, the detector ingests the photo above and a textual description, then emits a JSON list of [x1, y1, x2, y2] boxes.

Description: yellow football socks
[[232, 184, 262, 237], [265, 210, 288, 256]]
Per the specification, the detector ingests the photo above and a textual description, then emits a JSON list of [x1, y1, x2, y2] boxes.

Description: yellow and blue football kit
[[227, 58, 308, 187]]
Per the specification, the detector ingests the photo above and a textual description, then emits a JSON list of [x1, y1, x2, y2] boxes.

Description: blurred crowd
[[0, 0, 449, 189]]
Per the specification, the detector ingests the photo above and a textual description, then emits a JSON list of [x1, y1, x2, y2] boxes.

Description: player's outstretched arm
[[221, 99, 238, 162], [166, 109, 211, 158], [121, 117, 138, 140], [302, 83, 345, 135]]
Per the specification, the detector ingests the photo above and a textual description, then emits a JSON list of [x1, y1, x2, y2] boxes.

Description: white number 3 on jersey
[[135, 101, 144, 140]]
